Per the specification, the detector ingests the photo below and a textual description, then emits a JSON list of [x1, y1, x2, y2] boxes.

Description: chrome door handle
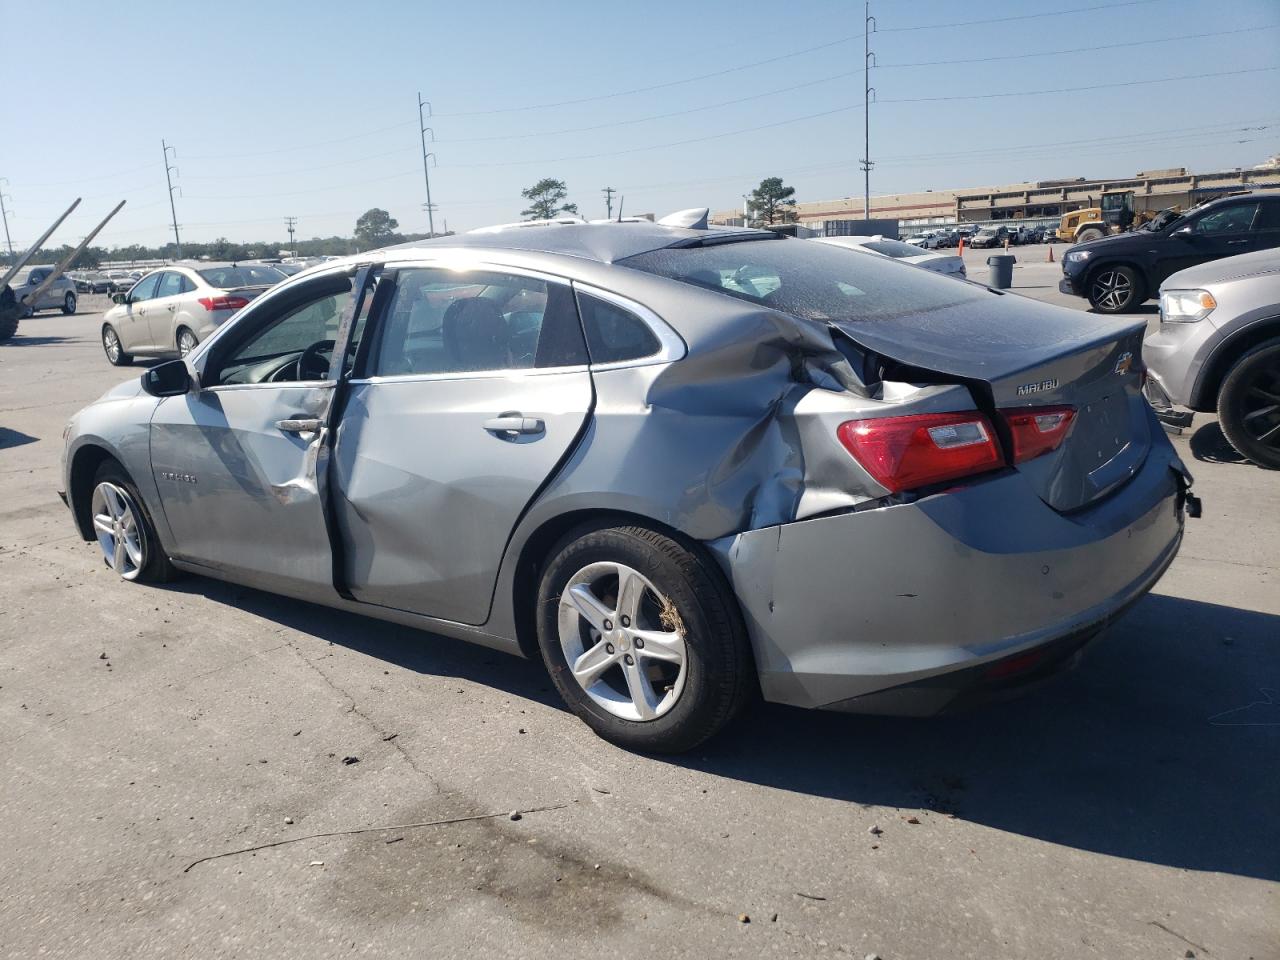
[[483, 415, 545, 437], [276, 417, 325, 434], [1226, 239, 1248, 245]]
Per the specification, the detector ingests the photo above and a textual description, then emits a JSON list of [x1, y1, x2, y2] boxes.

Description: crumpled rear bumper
[[708, 437, 1188, 714]]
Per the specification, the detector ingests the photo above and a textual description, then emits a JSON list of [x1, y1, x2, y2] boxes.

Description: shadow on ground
[[0, 428, 40, 450], [175, 579, 1279, 882], [1190, 421, 1250, 466], [2, 335, 76, 347]]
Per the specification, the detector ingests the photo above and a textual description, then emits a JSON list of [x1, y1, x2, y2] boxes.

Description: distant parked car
[[1060, 191, 1280, 313], [12, 265, 77, 315], [904, 233, 941, 250], [100, 262, 287, 365], [813, 235, 966, 279], [75, 272, 112, 294], [969, 227, 1006, 249], [1144, 248, 1280, 468]]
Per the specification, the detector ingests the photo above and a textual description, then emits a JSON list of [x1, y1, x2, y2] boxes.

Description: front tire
[[90, 462, 178, 583], [1088, 264, 1144, 313], [102, 324, 132, 365], [1217, 340, 1280, 470], [1076, 227, 1105, 243], [62, 292, 77, 315], [536, 524, 753, 753]]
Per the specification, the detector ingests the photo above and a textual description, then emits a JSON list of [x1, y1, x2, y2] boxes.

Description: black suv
[[1059, 191, 1280, 312]]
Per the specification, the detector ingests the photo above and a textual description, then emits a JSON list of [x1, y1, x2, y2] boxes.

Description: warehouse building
[[711, 162, 1280, 233]]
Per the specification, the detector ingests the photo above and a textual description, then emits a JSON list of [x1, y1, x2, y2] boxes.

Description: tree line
[[2, 176, 801, 269]]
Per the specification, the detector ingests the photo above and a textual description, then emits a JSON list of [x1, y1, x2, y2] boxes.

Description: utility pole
[[162, 139, 182, 257], [285, 216, 297, 256], [860, 2, 876, 220], [417, 93, 436, 236], [0, 178, 14, 260], [602, 186, 616, 219]]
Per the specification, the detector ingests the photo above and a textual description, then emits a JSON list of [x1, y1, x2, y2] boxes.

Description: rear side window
[[156, 272, 185, 298], [1192, 203, 1260, 235], [576, 292, 660, 364], [367, 268, 587, 376], [621, 236, 986, 322], [1255, 201, 1280, 231]]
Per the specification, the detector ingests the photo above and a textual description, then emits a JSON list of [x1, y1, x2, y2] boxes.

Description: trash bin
[[987, 254, 1016, 290]]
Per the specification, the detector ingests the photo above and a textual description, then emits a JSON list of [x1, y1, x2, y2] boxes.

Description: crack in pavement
[[284, 639, 441, 792]]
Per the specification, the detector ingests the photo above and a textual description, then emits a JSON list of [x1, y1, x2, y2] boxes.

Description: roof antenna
[[616, 196, 624, 222]]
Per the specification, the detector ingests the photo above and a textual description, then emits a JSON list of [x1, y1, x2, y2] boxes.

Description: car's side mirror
[[112, 292, 128, 304], [141, 359, 191, 397]]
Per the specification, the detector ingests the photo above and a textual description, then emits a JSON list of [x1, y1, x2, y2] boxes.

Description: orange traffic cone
[[957, 236, 965, 257], [1004, 237, 1010, 251], [1047, 244, 1054, 263]]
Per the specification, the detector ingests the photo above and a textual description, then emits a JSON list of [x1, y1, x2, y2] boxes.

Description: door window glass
[[211, 277, 353, 386], [1255, 201, 1280, 232], [1193, 203, 1260, 235], [128, 274, 161, 302], [368, 268, 586, 376], [156, 272, 185, 298], [576, 293, 661, 363]]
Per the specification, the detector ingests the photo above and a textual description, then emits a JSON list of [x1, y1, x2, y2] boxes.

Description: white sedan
[[812, 235, 966, 279], [100, 262, 287, 366]]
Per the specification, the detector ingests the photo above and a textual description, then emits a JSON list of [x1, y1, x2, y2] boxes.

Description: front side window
[[367, 268, 586, 377], [622, 236, 986, 322], [128, 273, 161, 302], [1193, 203, 1260, 235], [211, 277, 353, 386]]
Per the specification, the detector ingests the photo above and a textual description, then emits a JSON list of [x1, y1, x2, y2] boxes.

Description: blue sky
[[2, 0, 1277, 250]]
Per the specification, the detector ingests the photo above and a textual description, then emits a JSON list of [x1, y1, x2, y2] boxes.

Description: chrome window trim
[[379, 257, 573, 287], [571, 282, 686, 370], [348, 364, 590, 387]]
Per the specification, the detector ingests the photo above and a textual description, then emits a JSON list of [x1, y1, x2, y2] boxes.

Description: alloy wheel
[[1239, 363, 1280, 452], [557, 561, 688, 722], [103, 328, 121, 362], [1090, 269, 1132, 311], [91, 482, 145, 580], [177, 329, 197, 357]]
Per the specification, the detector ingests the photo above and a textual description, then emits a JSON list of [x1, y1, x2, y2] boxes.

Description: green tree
[[354, 208, 400, 248], [520, 178, 578, 220], [748, 177, 798, 226]]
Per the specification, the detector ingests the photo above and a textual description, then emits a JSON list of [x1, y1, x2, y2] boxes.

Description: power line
[[876, 23, 1278, 69], [879, 0, 1165, 32], [448, 65, 1277, 169]]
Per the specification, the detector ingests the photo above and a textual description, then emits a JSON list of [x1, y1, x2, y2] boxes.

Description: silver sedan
[[60, 214, 1195, 752], [100, 262, 286, 365], [1144, 248, 1280, 469]]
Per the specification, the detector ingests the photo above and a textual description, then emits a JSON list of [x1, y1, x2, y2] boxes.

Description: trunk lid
[[832, 294, 1151, 512]]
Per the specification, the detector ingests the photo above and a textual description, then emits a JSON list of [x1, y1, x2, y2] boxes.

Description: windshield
[[197, 264, 287, 288], [620, 237, 986, 322]]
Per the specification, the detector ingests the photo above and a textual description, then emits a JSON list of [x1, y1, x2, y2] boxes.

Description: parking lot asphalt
[[1, 287, 1276, 960]]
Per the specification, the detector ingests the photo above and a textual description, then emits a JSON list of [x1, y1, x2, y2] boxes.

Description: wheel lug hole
[[620, 615, 630, 627], [605, 644, 614, 655], [624, 654, 634, 665], [634, 638, 644, 649], [603, 619, 613, 631]]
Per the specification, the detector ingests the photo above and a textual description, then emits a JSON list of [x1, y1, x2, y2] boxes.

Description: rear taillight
[[837, 412, 1003, 494], [1000, 405, 1076, 463], [197, 295, 250, 312]]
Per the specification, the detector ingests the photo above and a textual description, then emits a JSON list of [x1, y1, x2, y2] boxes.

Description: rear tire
[[1088, 264, 1144, 313], [1217, 339, 1280, 470], [176, 326, 198, 357], [90, 461, 179, 583], [0, 312, 17, 342], [1076, 227, 1105, 243], [536, 524, 754, 753], [102, 324, 132, 365], [62, 292, 77, 315]]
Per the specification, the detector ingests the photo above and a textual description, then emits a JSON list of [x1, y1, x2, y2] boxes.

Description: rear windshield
[[197, 265, 286, 288], [860, 239, 927, 259], [620, 236, 984, 322]]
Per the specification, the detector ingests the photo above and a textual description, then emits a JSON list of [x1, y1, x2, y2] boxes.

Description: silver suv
[[14, 265, 78, 315]]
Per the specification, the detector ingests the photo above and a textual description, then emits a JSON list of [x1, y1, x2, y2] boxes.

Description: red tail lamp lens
[[837, 412, 1003, 493], [1001, 406, 1076, 463]]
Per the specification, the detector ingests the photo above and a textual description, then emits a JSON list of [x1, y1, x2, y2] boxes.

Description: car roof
[[381, 220, 773, 265], [1164, 247, 1280, 288]]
